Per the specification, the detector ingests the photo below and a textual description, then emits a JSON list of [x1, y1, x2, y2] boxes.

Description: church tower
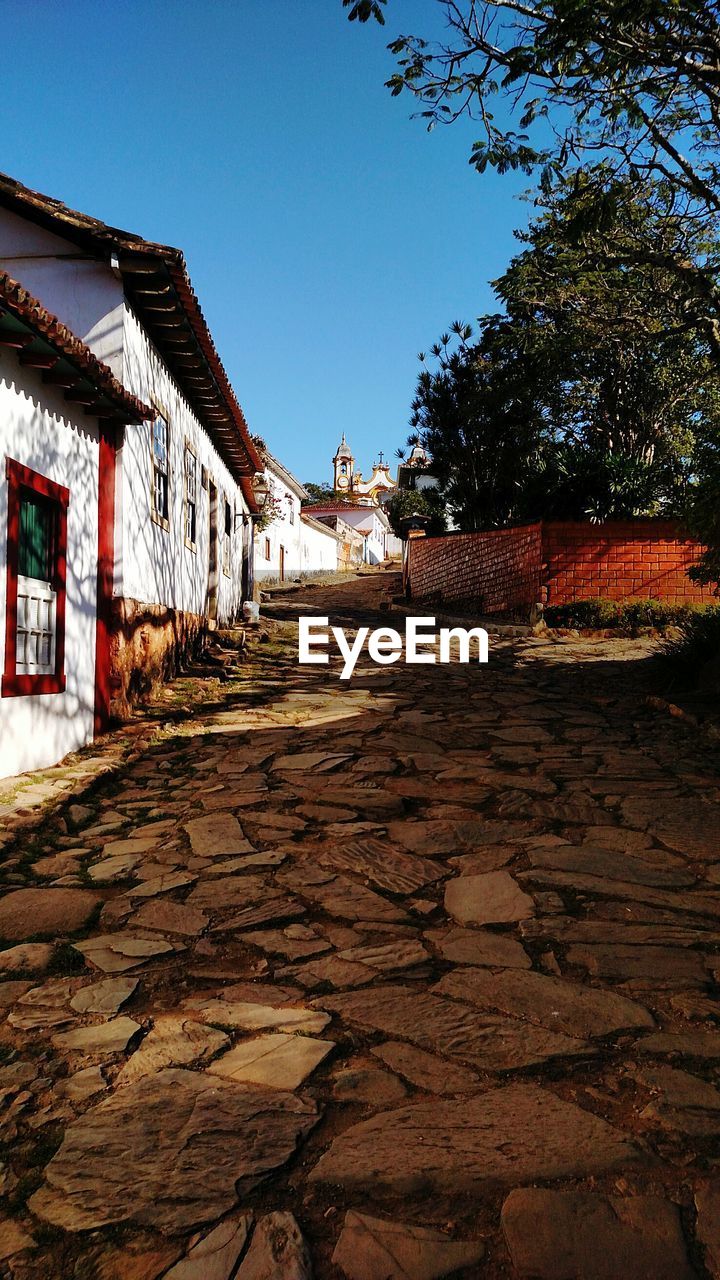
[[333, 433, 354, 493]]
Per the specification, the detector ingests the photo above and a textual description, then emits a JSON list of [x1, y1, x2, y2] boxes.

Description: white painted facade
[[254, 455, 339, 582], [0, 210, 252, 628], [299, 514, 340, 575], [0, 349, 100, 778], [118, 307, 250, 622], [307, 504, 391, 565], [0, 207, 125, 373], [254, 457, 305, 583]]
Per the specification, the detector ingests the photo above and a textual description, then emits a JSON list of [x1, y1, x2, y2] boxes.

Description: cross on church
[[377, 451, 384, 465]]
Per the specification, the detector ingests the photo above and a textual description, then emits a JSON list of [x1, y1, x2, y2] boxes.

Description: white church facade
[[332, 434, 397, 503]]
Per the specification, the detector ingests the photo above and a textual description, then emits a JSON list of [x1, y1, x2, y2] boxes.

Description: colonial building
[[0, 171, 263, 775], [332, 433, 396, 503], [0, 272, 151, 777], [303, 499, 394, 565], [254, 448, 340, 582], [322, 515, 366, 570]]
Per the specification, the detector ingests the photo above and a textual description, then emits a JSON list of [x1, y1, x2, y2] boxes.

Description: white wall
[[254, 465, 304, 581], [118, 307, 250, 624], [0, 208, 125, 375], [0, 349, 100, 778], [300, 519, 339, 575], [0, 213, 253, 627], [342, 508, 387, 565]]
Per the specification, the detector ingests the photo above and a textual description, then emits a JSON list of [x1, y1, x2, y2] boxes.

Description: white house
[[0, 170, 263, 773], [254, 449, 340, 581], [0, 272, 151, 778], [299, 512, 342, 575], [304, 499, 395, 565]]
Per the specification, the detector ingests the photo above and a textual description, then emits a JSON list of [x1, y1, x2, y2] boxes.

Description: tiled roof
[[261, 448, 308, 501], [300, 512, 343, 539], [0, 171, 261, 492], [303, 500, 371, 512], [0, 271, 152, 424]]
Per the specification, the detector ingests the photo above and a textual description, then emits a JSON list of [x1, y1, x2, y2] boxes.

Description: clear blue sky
[[2, 0, 531, 485]]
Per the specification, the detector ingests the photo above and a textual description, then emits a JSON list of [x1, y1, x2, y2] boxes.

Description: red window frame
[[2, 458, 69, 697]]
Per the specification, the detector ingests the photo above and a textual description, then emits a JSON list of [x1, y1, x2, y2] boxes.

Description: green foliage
[[344, 0, 386, 21], [405, 175, 720, 530], [302, 482, 334, 504], [345, 0, 720, 352], [687, 434, 720, 586], [495, 172, 720, 519], [660, 607, 720, 683], [544, 598, 719, 633], [406, 321, 551, 531], [386, 486, 446, 537]]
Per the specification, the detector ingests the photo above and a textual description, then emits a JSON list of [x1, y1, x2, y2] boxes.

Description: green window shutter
[[18, 493, 53, 581]]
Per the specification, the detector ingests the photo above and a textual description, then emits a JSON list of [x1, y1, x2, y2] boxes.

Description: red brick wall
[[408, 523, 543, 614], [407, 520, 715, 614], [543, 521, 714, 605]]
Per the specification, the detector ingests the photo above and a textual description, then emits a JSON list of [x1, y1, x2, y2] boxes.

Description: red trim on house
[[0, 273, 151, 425], [94, 425, 119, 734], [2, 458, 69, 698]]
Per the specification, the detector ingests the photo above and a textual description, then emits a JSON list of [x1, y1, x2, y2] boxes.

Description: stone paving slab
[[2, 571, 720, 1277], [501, 1189, 697, 1280], [317, 985, 590, 1071], [332, 1210, 486, 1279], [30, 1069, 319, 1232], [309, 1083, 643, 1195], [433, 965, 655, 1038]]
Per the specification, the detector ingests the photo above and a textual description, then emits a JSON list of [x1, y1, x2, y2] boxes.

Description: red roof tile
[[0, 271, 152, 423], [0, 171, 261, 491]]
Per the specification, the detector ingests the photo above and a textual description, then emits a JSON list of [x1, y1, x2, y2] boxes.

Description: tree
[[344, 0, 720, 349], [302, 482, 335, 504], [405, 175, 720, 528], [687, 435, 720, 586], [386, 485, 447, 537], [406, 321, 551, 530], [494, 172, 720, 518]]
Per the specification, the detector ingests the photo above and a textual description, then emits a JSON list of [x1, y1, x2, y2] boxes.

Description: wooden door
[[208, 481, 218, 620]]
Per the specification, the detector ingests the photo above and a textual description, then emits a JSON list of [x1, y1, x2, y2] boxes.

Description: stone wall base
[[108, 598, 206, 720]]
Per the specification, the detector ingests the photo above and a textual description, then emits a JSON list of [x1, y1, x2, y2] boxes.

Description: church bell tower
[[333, 433, 354, 493]]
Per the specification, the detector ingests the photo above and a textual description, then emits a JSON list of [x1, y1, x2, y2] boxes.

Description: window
[[340, 462, 347, 476], [223, 498, 232, 574], [17, 494, 56, 674], [184, 444, 197, 548], [287, 493, 295, 525], [264, 536, 271, 560], [151, 415, 169, 526], [3, 459, 68, 697]]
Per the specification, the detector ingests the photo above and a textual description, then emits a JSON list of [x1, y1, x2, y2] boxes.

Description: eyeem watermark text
[[298, 616, 489, 679]]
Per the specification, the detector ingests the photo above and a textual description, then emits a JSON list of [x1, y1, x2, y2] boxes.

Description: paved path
[[1, 570, 719, 1279]]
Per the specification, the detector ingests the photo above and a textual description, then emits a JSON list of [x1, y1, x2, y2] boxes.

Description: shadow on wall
[[121, 321, 246, 628]]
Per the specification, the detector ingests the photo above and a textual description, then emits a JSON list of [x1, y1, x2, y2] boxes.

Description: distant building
[[303, 500, 395, 566], [316, 514, 365, 571], [254, 449, 340, 582], [396, 442, 439, 493]]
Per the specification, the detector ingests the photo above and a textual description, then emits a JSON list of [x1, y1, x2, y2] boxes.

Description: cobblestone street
[[1, 570, 720, 1279]]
